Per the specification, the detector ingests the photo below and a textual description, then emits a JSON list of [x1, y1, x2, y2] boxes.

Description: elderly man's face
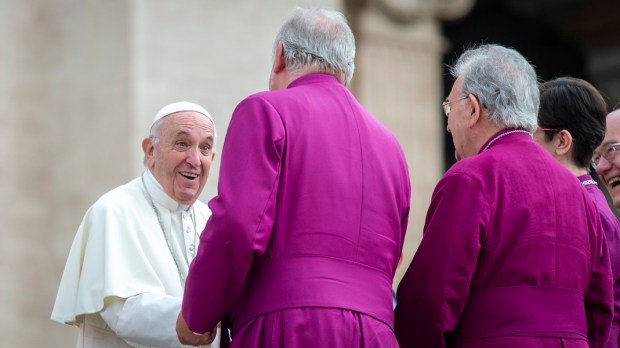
[[594, 110, 620, 209], [145, 111, 215, 205]]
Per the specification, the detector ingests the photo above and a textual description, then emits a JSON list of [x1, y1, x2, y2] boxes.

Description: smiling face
[[594, 110, 620, 209], [143, 111, 215, 205]]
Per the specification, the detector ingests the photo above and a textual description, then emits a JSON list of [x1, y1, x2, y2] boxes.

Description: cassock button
[[189, 244, 195, 252]]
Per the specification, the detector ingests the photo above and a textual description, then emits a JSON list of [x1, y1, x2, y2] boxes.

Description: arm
[[180, 96, 285, 335], [613, 274, 620, 345], [101, 294, 216, 348], [609, 225, 620, 345], [52, 185, 187, 327], [395, 172, 488, 347], [585, 219, 613, 348]]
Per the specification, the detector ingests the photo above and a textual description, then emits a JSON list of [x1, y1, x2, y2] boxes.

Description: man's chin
[[612, 196, 620, 211], [175, 190, 200, 205], [606, 184, 620, 210]]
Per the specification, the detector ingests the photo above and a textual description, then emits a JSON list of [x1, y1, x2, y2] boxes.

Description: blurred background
[[2, 0, 620, 346]]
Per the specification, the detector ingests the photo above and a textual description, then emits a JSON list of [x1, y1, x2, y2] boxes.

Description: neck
[[555, 153, 588, 177], [276, 69, 340, 90], [472, 120, 504, 155], [568, 164, 589, 177]]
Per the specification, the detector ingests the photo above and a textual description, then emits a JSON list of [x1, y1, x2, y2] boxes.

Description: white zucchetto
[[151, 101, 214, 129]]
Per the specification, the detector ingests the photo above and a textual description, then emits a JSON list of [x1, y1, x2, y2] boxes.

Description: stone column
[[1, 1, 133, 346], [349, 0, 473, 286]]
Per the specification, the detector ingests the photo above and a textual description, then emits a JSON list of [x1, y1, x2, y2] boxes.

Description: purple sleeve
[[181, 96, 285, 334], [585, 215, 614, 348], [395, 172, 488, 347], [613, 276, 620, 345]]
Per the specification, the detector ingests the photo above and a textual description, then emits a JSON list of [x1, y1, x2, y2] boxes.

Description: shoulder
[[588, 188, 620, 227], [446, 155, 493, 179], [228, 94, 287, 136], [432, 165, 490, 210], [438, 155, 504, 198], [439, 166, 483, 191], [231, 92, 283, 119], [240, 90, 287, 106], [87, 177, 145, 221]]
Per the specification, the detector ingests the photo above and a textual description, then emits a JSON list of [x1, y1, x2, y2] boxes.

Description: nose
[[186, 147, 201, 167]]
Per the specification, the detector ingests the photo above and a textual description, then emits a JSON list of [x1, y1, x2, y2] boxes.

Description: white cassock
[[52, 171, 220, 348]]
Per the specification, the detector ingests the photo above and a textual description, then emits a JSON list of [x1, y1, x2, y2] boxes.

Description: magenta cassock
[[182, 74, 411, 347], [395, 130, 613, 348]]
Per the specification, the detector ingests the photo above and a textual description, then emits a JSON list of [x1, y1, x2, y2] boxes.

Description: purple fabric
[[581, 174, 620, 348], [456, 336, 589, 348], [395, 129, 613, 348], [182, 74, 411, 346], [229, 308, 399, 348]]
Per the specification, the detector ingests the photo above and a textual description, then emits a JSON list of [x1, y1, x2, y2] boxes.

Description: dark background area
[[441, 0, 620, 170]]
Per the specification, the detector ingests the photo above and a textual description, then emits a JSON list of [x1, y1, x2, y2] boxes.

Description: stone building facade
[[3, 0, 620, 346]]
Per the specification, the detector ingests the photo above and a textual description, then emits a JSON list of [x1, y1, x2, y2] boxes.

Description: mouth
[[179, 171, 199, 180], [608, 177, 620, 189]]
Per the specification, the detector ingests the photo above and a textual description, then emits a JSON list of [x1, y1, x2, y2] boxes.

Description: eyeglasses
[[591, 142, 620, 169], [536, 127, 559, 133], [442, 96, 469, 117]]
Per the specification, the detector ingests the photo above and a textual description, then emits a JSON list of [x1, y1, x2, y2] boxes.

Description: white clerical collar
[[144, 170, 191, 212]]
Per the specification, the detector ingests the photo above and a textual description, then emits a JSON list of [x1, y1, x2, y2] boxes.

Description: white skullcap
[[150, 101, 214, 129]]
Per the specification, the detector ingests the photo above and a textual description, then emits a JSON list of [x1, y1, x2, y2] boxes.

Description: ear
[[466, 94, 481, 128], [142, 137, 155, 169], [272, 41, 286, 74], [555, 129, 573, 156]]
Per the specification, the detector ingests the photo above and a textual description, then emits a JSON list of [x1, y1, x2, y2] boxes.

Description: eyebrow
[[602, 140, 620, 147], [175, 130, 191, 137], [174, 130, 214, 142]]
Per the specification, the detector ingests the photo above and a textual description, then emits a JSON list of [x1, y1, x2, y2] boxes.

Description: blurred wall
[[2, 1, 135, 346]]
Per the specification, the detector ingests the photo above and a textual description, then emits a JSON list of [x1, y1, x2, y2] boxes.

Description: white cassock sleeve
[[100, 293, 219, 348]]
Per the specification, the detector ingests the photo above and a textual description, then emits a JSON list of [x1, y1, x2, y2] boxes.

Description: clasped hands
[[176, 312, 217, 346]]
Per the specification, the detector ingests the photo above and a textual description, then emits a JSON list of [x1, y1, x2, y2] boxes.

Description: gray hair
[[450, 44, 540, 132], [274, 7, 356, 85]]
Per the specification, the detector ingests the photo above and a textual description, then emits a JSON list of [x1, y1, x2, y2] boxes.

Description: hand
[[176, 312, 216, 346]]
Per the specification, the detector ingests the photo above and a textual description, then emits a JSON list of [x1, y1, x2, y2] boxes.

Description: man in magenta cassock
[[176, 7, 411, 347], [395, 44, 613, 348], [535, 77, 620, 348]]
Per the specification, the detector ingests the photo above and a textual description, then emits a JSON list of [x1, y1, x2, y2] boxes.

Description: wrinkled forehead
[[604, 112, 620, 142], [163, 112, 215, 136]]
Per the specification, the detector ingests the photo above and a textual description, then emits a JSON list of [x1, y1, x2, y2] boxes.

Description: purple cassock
[[182, 74, 411, 347], [395, 129, 613, 348], [580, 174, 620, 348]]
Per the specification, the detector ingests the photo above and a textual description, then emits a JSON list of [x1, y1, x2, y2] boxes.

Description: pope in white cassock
[[52, 101, 220, 348]]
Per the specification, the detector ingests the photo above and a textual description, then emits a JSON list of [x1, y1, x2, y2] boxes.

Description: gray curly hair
[[450, 44, 540, 132], [273, 7, 356, 86]]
